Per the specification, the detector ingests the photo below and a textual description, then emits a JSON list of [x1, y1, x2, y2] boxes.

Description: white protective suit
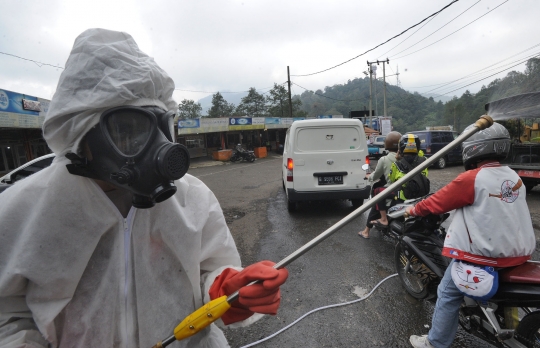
[[0, 28, 258, 348]]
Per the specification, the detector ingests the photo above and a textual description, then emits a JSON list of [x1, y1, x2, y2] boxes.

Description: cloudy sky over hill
[[1, 0, 539, 105]]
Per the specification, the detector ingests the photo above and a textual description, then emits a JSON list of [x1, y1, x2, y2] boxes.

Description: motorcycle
[[387, 201, 540, 348], [230, 145, 255, 163]]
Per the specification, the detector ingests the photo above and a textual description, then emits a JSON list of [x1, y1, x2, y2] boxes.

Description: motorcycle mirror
[[362, 164, 369, 171]]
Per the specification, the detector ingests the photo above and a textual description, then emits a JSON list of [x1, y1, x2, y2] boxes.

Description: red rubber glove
[[209, 261, 288, 325]]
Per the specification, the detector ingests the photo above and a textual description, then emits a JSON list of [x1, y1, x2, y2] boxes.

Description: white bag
[[450, 260, 499, 301]]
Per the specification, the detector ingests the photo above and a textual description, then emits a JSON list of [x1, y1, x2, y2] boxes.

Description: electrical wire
[[420, 50, 540, 95], [386, 0, 481, 59], [392, 0, 509, 60], [405, 42, 540, 89], [428, 52, 540, 98], [376, 9, 441, 59], [386, 51, 539, 106], [239, 274, 398, 348], [0, 51, 64, 69], [290, 0, 460, 77]]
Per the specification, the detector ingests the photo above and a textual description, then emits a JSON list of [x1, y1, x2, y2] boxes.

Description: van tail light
[[365, 155, 370, 166], [426, 146, 431, 154], [286, 158, 294, 182]]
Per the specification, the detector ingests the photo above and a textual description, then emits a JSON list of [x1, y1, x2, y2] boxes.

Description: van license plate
[[318, 175, 343, 185]]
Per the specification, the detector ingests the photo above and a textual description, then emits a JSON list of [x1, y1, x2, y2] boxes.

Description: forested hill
[[295, 57, 540, 133]]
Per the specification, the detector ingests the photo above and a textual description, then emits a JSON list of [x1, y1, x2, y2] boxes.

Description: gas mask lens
[[104, 109, 153, 156]]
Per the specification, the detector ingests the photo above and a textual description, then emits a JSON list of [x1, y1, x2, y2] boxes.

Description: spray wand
[[151, 115, 494, 348]]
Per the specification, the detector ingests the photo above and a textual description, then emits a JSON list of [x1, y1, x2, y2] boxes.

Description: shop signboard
[[178, 118, 200, 128], [229, 117, 264, 130], [201, 118, 229, 132], [252, 117, 265, 125], [0, 88, 48, 128], [178, 117, 230, 135]]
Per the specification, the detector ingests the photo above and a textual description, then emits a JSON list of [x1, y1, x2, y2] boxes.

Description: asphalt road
[[187, 156, 540, 348]]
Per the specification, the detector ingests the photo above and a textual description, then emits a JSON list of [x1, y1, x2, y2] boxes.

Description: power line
[[428, 53, 540, 98], [420, 50, 540, 96], [406, 42, 540, 90], [392, 0, 509, 60], [0, 51, 64, 69], [290, 0, 460, 77], [376, 9, 441, 59], [387, 0, 481, 59], [389, 53, 539, 106]]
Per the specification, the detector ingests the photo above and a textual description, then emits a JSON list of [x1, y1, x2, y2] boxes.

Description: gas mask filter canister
[[66, 106, 190, 208]]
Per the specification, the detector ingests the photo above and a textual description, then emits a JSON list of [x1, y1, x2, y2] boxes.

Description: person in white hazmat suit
[[0, 28, 288, 348]]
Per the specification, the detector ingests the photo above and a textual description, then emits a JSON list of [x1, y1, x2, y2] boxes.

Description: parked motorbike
[[387, 201, 540, 348], [230, 145, 255, 163]]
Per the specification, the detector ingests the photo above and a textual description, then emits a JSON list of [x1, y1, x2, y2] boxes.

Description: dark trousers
[[366, 184, 401, 228]]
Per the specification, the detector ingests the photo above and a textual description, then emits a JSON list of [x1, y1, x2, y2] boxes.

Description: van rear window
[[296, 127, 362, 151], [413, 133, 428, 144]]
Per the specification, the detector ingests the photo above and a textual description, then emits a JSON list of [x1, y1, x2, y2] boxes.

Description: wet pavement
[[187, 156, 539, 348]]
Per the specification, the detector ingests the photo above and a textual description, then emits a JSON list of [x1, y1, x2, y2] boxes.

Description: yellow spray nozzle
[[173, 295, 231, 341]]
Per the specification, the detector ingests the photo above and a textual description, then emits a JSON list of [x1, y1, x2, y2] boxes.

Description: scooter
[[230, 145, 255, 163], [388, 201, 540, 348]]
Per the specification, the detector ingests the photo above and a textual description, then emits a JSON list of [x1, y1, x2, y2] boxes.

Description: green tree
[[236, 87, 267, 116], [177, 99, 202, 119], [208, 92, 235, 118], [266, 83, 305, 117], [266, 83, 289, 117]]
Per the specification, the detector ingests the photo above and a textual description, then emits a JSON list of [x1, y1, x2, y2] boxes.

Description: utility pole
[[396, 65, 401, 88], [383, 60, 388, 117], [365, 62, 373, 129], [368, 59, 390, 130], [287, 66, 293, 118], [454, 105, 456, 130]]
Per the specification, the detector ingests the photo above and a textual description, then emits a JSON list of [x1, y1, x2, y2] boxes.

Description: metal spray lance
[[151, 115, 494, 348]]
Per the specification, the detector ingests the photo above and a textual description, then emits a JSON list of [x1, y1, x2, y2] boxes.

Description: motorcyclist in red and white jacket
[[408, 122, 536, 348]]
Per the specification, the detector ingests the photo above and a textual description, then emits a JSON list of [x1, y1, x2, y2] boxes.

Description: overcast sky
[[1, 0, 539, 106]]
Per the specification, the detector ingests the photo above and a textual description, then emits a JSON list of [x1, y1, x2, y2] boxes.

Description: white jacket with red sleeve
[[409, 161, 535, 267]]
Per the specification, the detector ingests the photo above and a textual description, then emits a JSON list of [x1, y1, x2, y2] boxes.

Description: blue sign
[[178, 118, 200, 128], [0, 89, 39, 116], [229, 117, 252, 125], [265, 117, 280, 124], [293, 117, 306, 121], [317, 115, 332, 119]]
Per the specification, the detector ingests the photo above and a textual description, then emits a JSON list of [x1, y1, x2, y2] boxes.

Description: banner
[[0, 89, 47, 128], [229, 117, 252, 126], [178, 118, 200, 128], [229, 117, 264, 130]]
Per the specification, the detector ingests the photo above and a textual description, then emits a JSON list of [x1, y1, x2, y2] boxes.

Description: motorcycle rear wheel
[[248, 154, 255, 162], [516, 310, 540, 348], [394, 243, 429, 300], [230, 155, 240, 162]]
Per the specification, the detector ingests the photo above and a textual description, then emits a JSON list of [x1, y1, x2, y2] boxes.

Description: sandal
[[372, 220, 389, 230], [358, 231, 370, 239]]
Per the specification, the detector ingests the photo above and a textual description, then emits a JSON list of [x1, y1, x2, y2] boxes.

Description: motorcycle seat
[[499, 261, 540, 284]]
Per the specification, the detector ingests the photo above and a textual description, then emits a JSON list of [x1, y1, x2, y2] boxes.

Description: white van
[[282, 118, 371, 211]]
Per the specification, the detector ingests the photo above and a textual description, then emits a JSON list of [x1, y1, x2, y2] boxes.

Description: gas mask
[[66, 106, 190, 208]]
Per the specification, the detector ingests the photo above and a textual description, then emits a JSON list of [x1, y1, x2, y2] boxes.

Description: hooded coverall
[[0, 28, 260, 348]]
